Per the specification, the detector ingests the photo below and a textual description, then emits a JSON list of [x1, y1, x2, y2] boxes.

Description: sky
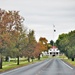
[[0, 0, 75, 42]]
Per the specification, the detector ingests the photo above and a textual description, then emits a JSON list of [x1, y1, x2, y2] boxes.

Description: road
[[1, 58, 75, 75]]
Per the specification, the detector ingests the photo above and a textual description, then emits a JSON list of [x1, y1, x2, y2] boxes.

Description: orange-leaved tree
[[39, 37, 48, 51], [33, 37, 48, 60]]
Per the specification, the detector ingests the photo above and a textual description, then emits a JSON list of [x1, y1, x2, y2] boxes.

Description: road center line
[[61, 60, 73, 69]]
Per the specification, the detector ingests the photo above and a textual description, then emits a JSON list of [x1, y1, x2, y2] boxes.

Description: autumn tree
[[39, 37, 48, 51], [0, 8, 25, 68], [8, 11, 24, 65], [33, 42, 41, 60], [0, 9, 10, 69], [33, 37, 48, 60], [22, 30, 37, 62]]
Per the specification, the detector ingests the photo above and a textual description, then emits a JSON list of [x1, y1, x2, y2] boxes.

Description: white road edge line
[[61, 60, 73, 69]]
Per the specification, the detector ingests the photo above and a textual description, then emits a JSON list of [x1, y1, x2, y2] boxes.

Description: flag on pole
[[53, 24, 56, 32], [54, 29, 56, 32]]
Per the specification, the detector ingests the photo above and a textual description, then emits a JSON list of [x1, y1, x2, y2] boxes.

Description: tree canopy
[[56, 30, 75, 60], [0, 8, 49, 68]]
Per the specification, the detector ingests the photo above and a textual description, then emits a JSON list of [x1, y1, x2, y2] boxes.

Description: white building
[[48, 46, 60, 56], [42, 51, 48, 56]]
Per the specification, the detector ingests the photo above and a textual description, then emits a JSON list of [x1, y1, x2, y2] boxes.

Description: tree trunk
[[28, 56, 30, 62], [0, 57, 2, 69], [17, 56, 19, 65], [5, 56, 10, 62], [71, 57, 74, 61], [31, 56, 34, 62], [38, 54, 40, 60]]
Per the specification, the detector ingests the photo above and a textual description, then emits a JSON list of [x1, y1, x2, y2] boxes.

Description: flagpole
[[53, 25, 54, 47], [53, 24, 56, 47]]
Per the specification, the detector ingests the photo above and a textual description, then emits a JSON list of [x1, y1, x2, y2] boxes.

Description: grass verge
[[0, 56, 49, 73], [62, 58, 75, 67], [58, 55, 75, 67]]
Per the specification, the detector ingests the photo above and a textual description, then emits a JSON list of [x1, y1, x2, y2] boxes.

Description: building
[[48, 46, 60, 56]]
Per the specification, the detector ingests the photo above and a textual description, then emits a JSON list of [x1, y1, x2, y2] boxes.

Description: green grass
[[0, 60, 30, 73], [58, 55, 75, 66], [58, 55, 68, 59], [0, 56, 49, 73], [62, 58, 75, 66]]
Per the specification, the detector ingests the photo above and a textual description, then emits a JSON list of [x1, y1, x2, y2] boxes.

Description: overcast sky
[[0, 0, 75, 42]]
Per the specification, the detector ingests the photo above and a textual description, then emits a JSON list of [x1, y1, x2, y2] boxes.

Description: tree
[[39, 37, 48, 51], [0, 8, 25, 68], [56, 30, 75, 61], [56, 33, 68, 53], [50, 40, 54, 46], [22, 30, 37, 62], [33, 37, 48, 60], [0, 9, 10, 69], [9, 11, 24, 65], [33, 42, 42, 60], [47, 43, 52, 49]]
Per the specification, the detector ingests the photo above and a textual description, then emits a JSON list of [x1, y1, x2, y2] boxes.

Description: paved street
[[1, 58, 75, 75]]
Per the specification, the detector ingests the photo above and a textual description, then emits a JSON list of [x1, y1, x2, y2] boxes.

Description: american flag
[[53, 25, 56, 32], [54, 29, 56, 32]]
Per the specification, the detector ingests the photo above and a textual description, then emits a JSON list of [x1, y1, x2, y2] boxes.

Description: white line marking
[[61, 60, 73, 69]]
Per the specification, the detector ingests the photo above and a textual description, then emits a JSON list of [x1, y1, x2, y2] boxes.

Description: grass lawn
[[0, 56, 49, 73]]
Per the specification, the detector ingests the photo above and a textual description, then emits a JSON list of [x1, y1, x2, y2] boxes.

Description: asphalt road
[[1, 58, 75, 75]]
